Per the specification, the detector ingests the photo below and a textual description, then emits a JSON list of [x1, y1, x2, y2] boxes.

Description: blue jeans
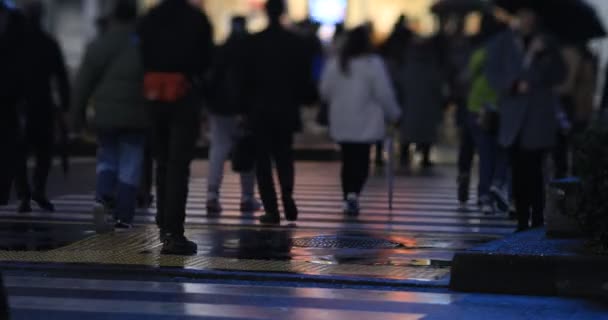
[[96, 130, 146, 223], [468, 112, 509, 203]]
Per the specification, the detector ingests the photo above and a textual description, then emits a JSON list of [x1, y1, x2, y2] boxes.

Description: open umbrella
[[494, 0, 606, 43], [431, 0, 487, 14]]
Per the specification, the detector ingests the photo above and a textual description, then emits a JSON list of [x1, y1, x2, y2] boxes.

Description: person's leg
[[340, 143, 354, 200], [374, 141, 384, 166], [96, 131, 119, 204], [163, 105, 199, 237], [511, 147, 532, 230], [530, 150, 546, 228], [138, 136, 154, 208], [352, 143, 372, 196], [458, 124, 476, 206], [256, 131, 280, 223], [115, 131, 145, 225], [14, 135, 31, 211], [419, 143, 433, 167], [31, 119, 54, 210], [207, 115, 236, 203], [0, 105, 18, 205], [400, 142, 411, 167], [273, 132, 297, 221], [152, 110, 171, 231], [470, 116, 494, 211], [552, 133, 568, 179]]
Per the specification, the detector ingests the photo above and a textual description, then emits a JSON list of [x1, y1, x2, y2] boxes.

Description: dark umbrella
[[431, 0, 487, 14], [494, 0, 606, 43]]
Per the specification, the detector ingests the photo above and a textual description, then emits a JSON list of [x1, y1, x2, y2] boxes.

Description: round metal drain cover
[[293, 236, 403, 249]]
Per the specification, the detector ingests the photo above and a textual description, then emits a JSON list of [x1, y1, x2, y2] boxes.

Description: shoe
[[283, 197, 298, 222], [206, 199, 222, 216], [508, 202, 517, 220], [259, 213, 281, 225], [490, 186, 509, 213], [481, 203, 494, 215], [161, 234, 198, 256], [344, 193, 360, 217], [114, 221, 134, 231], [17, 200, 32, 213], [32, 196, 55, 212], [240, 199, 262, 213]]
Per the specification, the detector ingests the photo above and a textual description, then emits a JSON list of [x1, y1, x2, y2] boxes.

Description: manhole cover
[[293, 236, 403, 249]]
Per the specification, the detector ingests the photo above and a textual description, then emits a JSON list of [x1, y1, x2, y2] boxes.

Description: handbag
[[143, 72, 190, 103]]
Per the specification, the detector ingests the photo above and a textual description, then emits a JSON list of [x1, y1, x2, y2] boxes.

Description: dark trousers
[[139, 137, 154, 199], [458, 125, 476, 175], [340, 143, 372, 200], [401, 143, 432, 164], [152, 101, 200, 236], [15, 117, 54, 200], [0, 104, 19, 204], [511, 147, 545, 229], [552, 133, 569, 179], [255, 129, 295, 215]]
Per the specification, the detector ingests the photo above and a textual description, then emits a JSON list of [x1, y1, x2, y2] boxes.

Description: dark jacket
[[23, 24, 70, 116], [72, 24, 149, 130], [137, 0, 213, 80], [486, 30, 566, 150], [241, 24, 311, 133], [0, 5, 27, 103], [207, 33, 248, 116]]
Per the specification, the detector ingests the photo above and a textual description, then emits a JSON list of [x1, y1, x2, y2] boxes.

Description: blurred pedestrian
[[320, 26, 401, 216], [15, 1, 71, 213], [241, 0, 311, 224], [398, 37, 445, 169], [138, 0, 213, 254], [72, 2, 148, 231], [553, 44, 598, 178], [0, 2, 27, 206], [465, 13, 510, 215], [206, 16, 261, 215], [438, 15, 475, 210], [486, 8, 566, 231]]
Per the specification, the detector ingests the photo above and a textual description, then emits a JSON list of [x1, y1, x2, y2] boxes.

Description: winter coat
[[241, 24, 311, 133], [72, 24, 150, 130], [22, 25, 71, 117], [137, 0, 213, 79], [486, 30, 566, 150], [398, 43, 445, 144], [320, 55, 401, 143]]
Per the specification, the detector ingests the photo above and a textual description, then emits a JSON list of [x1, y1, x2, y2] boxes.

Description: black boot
[[259, 212, 281, 225], [161, 234, 197, 256]]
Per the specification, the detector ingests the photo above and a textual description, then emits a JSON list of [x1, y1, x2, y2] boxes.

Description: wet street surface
[[2, 160, 604, 318]]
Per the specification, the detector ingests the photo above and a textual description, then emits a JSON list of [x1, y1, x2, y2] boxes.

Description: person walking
[[206, 16, 260, 215], [465, 13, 510, 215], [138, 0, 214, 254], [72, 2, 148, 231], [320, 26, 401, 216], [398, 37, 445, 169], [0, 2, 27, 206], [241, 0, 311, 225], [486, 8, 565, 231], [15, 1, 71, 213]]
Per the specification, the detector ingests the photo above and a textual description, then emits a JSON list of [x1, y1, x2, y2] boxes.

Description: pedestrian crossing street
[[0, 163, 515, 236]]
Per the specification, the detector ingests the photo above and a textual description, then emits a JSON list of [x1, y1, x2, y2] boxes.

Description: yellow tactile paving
[[0, 227, 450, 281]]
